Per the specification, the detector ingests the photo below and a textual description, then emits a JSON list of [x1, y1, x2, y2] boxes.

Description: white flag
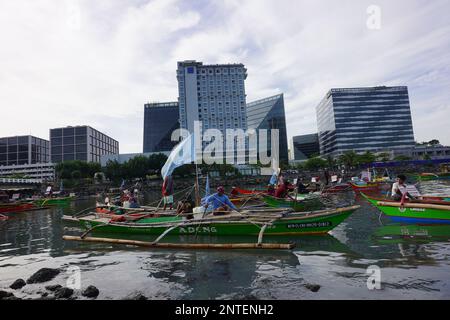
[[161, 134, 196, 180]]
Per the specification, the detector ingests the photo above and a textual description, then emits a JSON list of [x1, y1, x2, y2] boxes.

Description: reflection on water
[[0, 182, 450, 299]]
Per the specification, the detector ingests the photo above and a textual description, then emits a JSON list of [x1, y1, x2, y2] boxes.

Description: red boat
[[350, 182, 380, 193], [0, 202, 37, 214], [234, 187, 268, 195], [323, 183, 351, 193], [234, 185, 296, 196]]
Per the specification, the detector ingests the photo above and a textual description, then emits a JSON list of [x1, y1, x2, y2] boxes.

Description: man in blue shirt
[[203, 186, 238, 213]]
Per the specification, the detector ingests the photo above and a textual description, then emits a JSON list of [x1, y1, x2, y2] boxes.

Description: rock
[[27, 268, 60, 284], [82, 285, 99, 298], [124, 292, 148, 300], [41, 292, 49, 297], [304, 283, 321, 292], [54, 287, 74, 299], [0, 290, 14, 300], [45, 284, 62, 292], [3, 296, 21, 300], [10, 278, 26, 290]]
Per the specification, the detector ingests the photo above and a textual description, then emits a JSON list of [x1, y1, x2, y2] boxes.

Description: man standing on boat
[[162, 176, 174, 210], [203, 186, 238, 214]]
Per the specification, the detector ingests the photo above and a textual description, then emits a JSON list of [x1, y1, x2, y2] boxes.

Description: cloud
[[0, 0, 449, 154]]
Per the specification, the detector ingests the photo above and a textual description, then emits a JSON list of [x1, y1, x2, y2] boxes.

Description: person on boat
[[162, 176, 174, 210], [176, 195, 195, 219], [230, 186, 239, 197], [391, 174, 416, 201], [274, 180, 290, 198], [128, 193, 140, 208], [296, 179, 309, 194], [267, 184, 275, 196], [203, 186, 238, 215]]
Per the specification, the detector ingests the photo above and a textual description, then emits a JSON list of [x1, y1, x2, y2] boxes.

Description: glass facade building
[[143, 102, 180, 153], [316, 86, 415, 156], [50, 126, 119, 163], [292, 134, 320, 161], [0, 135, 49, 166], [177, 60, 248, 134], [247, 94, 289, 163]]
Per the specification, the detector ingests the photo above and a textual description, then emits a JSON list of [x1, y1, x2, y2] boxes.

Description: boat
[[349, 181, 380, 192], [233, 187, 268, 195], [65, 205, 359, 236], [262, 195, 325, 212], [33, 196, 74, 207], [361, 193, 450, 224], [0, 214, 8, 221], [414, 172, 450, 181], [0, 202, 37, 214], [322, 183, 351, 193]]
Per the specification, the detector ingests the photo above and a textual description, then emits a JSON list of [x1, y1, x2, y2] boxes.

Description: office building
[[291, 134, 320, 161], [0, 162, 55, 181], [50, 126, 119, 163], [316, 86, 415, 156], [143, 102, 180, 153], [177, 60, 248, 133], [0, 135, 50, 166], [247, 94, 289, 163]]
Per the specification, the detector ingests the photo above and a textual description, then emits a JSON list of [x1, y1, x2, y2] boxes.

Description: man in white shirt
[[391, 174, 414, 201]]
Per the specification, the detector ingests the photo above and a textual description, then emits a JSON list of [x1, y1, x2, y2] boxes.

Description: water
[[1, 181, 450, 300]]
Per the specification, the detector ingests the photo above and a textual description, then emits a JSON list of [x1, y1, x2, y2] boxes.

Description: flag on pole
[[204, 174, 210, 198], [161, 134, 196, 180]]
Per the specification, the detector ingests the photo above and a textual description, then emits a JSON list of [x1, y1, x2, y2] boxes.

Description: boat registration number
[[287, 221, 331, 229]]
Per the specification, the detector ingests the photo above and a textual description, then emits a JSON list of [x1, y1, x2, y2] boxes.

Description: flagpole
[[194, 163, 200, 207]]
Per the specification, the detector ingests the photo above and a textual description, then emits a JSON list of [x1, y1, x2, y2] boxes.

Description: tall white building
[[177, 60, 248, 134]]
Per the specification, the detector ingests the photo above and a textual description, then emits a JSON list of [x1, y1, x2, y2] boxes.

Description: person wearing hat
[[203, 186, 238, 214]]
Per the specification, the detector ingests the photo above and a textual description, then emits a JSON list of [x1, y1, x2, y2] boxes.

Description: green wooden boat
[[262, 195, 323, 212], [34, 196, 74, 206], [361, 193, 450, 224], [66, 205, 359, 236], [412, 172, 450, 181]]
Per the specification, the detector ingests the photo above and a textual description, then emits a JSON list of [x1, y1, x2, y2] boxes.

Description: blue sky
[[1, 0, 449, 153]]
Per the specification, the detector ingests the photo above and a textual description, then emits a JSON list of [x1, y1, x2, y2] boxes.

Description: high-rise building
[[0, 135, 50, 166], [50, 126, 119, 163], [143, 102, 180, 153], [177, 60, 248, 134], [316, 86, 415, 156], [291, 134, 320, 161], [246, 94, 289, 163]]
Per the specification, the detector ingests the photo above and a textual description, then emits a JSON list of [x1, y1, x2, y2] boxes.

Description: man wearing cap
[[203, 186, 238, 214]]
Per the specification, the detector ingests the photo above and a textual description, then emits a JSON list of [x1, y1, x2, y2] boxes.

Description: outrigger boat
[[0, 202, 35, 214], [33, 196, 74, 207], [349, 181, 380, 193], [362, 193, 450, 224], [64, 205, 359, 237], [262, 195, 324, 212]]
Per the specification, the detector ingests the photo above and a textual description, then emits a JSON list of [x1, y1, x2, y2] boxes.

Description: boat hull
[[362, 193, 450, 224], [0, 203, 36, 214], [75, 207, 358, 236], [262, 195, 323, 212], [34, 197, 73, 206]]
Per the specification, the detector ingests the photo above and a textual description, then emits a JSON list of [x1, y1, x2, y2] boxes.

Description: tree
[[394, 155, 411, 161], [304, 157, 328, 170], [357, 151, 376, 165], [377, 152, 391, 162], [338, 150, 358, 169], [428, 139, 440, 146]]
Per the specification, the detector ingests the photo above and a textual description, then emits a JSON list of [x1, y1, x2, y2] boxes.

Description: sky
[[1, 0, 449, 153]]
